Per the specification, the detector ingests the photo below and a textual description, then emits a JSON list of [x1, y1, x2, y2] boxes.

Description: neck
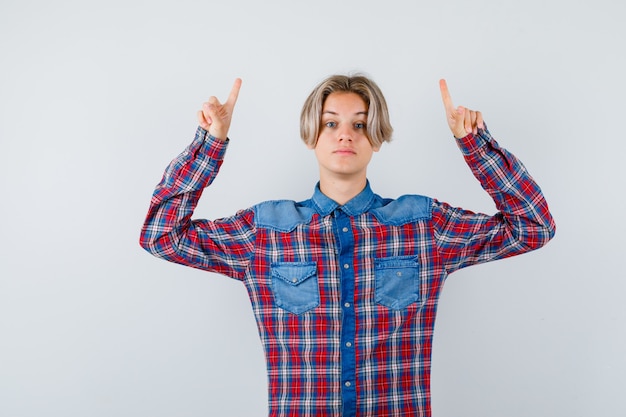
[[318, 176, 367, 206]]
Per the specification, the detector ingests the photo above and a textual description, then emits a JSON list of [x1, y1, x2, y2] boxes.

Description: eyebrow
[[322, 110, 368, 116]]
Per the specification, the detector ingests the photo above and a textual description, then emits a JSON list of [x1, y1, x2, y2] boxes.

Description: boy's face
[[309, 92, 380, 182]]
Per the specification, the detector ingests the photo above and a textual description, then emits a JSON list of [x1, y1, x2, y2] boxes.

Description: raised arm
[[433, 79, 556, 272], [140, 78, 255, 279]]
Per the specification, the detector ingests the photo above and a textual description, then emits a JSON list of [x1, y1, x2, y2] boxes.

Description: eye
[[324, 121, 337, 128], [354, 122, 366, 129]]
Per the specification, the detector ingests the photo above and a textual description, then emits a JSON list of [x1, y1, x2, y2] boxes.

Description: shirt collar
[[311, 181, 376, 217]]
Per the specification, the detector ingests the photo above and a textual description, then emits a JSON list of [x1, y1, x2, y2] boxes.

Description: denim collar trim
[[311, 181, 376, 217]]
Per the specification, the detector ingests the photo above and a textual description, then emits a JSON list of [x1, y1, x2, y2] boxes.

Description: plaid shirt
[[140, 126, 555, 417]]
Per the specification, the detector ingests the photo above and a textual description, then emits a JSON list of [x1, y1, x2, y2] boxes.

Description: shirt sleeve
[[139, 127, 256, 280], [432, 126, 556, 274]]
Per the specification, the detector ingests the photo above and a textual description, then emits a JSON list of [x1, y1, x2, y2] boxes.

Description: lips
[[333, 148, 356, 155]]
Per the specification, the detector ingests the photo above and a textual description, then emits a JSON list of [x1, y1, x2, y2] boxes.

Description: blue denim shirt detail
[[254, 181, 433, 231]]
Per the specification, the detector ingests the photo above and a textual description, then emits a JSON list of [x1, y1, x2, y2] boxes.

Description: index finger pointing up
[[226, 78, 242, 107], [439, 79, 454, 112]]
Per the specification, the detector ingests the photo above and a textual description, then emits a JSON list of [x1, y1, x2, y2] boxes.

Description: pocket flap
[[374, 256, 419, 269], [271, 262, 317, 286]]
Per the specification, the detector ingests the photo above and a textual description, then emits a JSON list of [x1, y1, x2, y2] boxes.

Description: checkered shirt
[[140, 126, 555, 416]]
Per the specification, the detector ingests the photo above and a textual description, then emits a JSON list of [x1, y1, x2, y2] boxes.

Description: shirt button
[[346, 342, 352, 347], [343, 264, 350, 269], [342, 227, 349, 232], [344, 302, 351, 308], [345, 381, 352, 387]]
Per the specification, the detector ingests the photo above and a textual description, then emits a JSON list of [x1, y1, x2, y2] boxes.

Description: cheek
[[313, 133, 331, 148], [307, 133, 324, 150]]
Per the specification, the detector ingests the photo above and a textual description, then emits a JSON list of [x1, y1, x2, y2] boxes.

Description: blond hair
[[300, 74, 393, 147]]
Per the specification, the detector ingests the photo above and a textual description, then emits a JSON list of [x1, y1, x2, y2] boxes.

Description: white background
[[1, 0, 624, 416]]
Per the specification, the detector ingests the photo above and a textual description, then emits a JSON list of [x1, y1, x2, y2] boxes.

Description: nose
[[337, 127, 353, 142]]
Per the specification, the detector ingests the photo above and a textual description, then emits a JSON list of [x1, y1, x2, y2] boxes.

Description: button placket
[[332, 208, 357, 413]]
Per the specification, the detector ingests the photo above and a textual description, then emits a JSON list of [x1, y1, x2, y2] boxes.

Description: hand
[[439, 79, 484, 139], [197, 78, 242, 141]]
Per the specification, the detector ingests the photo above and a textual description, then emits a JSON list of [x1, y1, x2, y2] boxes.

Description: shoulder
[[253, 199, 317, 232], [371, 194, 433, 225]]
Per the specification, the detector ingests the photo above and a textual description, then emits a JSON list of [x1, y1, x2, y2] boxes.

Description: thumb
[[204, 97, 223, 121], [204, 97, 229, 139], [197, 109, 211, 130], [452, 106, 468, 138]]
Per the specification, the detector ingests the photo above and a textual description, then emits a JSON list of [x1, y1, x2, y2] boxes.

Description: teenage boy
[[140, 75, 555, 417]]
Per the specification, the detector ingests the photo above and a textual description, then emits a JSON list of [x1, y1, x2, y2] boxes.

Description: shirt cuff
[[454, 125, 492, 156], [196, 126, 229, 160]]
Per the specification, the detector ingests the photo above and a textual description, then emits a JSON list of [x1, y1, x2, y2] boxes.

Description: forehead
[[322, 92, 367, 113]]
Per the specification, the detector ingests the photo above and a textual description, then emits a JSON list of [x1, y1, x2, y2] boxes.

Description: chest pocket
[[271, 262, 320, 315], [374, 256, 421, 310]]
